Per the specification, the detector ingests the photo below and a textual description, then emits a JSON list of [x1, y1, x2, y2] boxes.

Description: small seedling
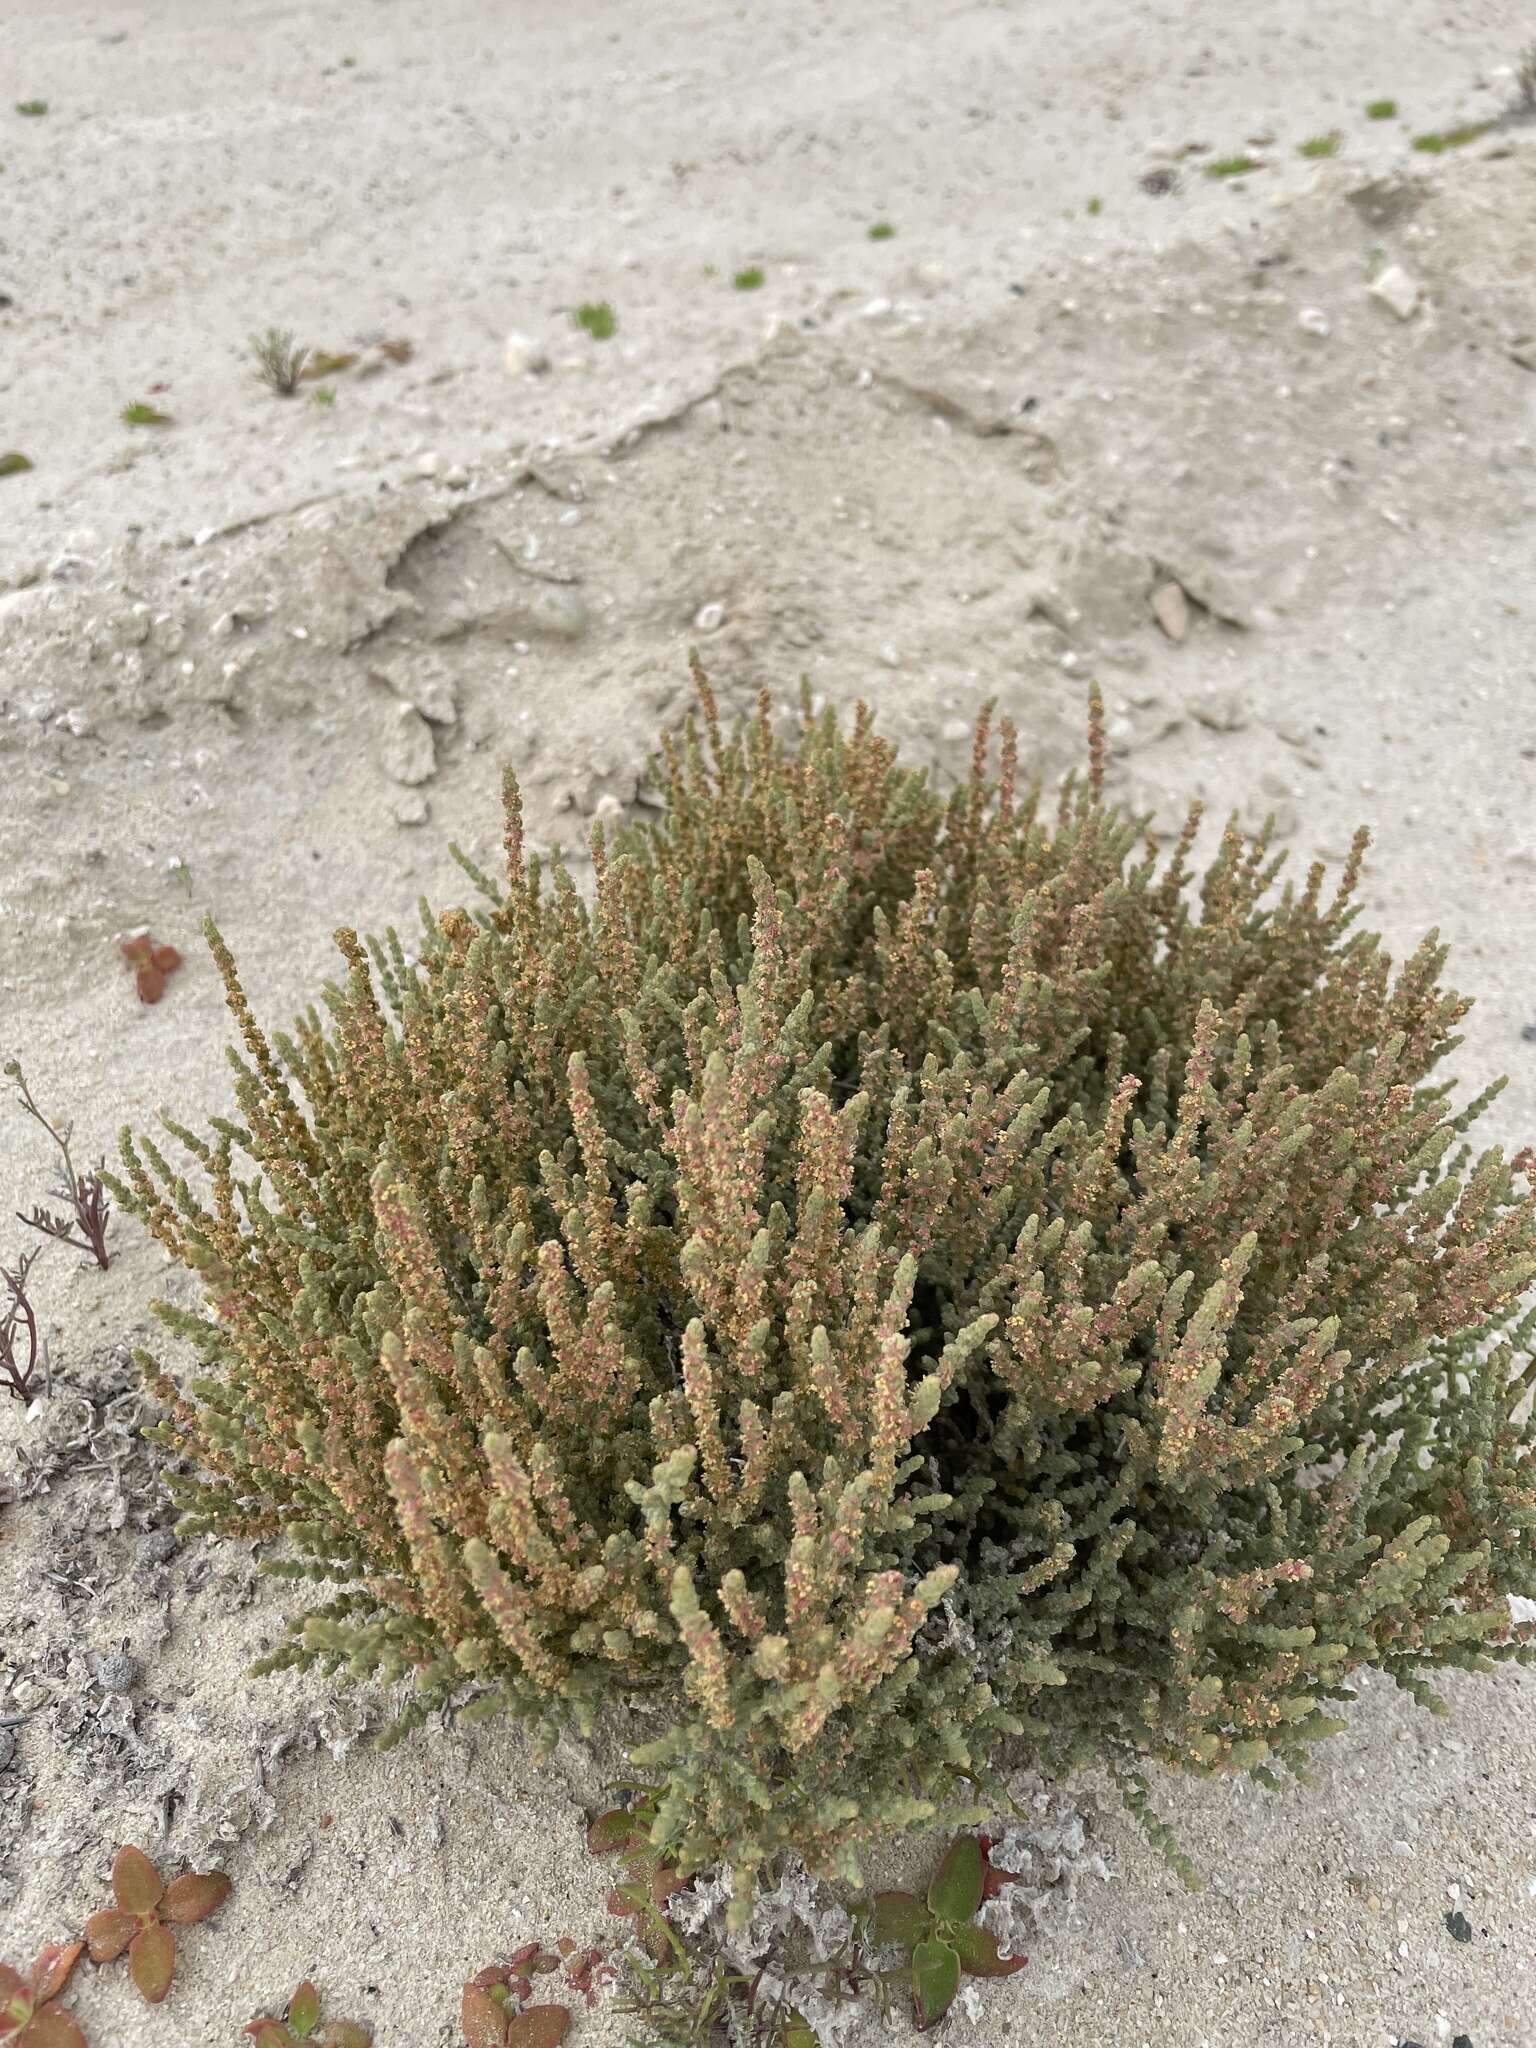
[[244, 1978, 371, 2046], [867, 221, 895, 240], [1, 1248, 47, 1402], [732, 266, 765, 291], [1086, 195, 1103, 214], [299, 350, 359, 380], [311, 386, 337, 408], [865, 1835, 1026, 2030], [1365, 97, 1398, 119], [0, 1940, 87, 2047], [118, 930, 182, 1005], [15, 101, 48, 118], [249, 327, 310, 395], [0, 452, 33, 477], [1298, 131, 1341, 157], [377, 337, 413, 363], [1412, 121, 1493, 152], [572, 301, 616, 340], [84, 1845, 230, 2004], [121, 401, 172, 427], [1204, 154, 1262, 178], [7, 1061, 112, 1269], [460, 1960, 572, 2048]]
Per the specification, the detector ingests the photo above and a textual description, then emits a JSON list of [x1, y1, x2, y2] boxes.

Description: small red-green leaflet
[[927, 1835, 985, 1924], [911, 1937, 962, 2031], [869, 1890, 934, 1949], [505, 2008, 571, 2048], [31, 1942, 84, 2004], [949, 1920, 1027, 1978], [163, 1871, 231, 1925], [20, 2011, 89, 2048], [129, 1923, 177, 2005], [585, 1809, 638, 1854], [460, 1984, 510, 2048], [287, 1981, 322, 2037], [112, 1845, 166, 1917], [83, 1909, 136, 1963], [245, 2023, 292, 2048]]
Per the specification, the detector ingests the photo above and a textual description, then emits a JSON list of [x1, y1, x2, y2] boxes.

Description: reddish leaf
[[948, 1921, 1027, 1978], [30, 1943, 84, 2005], [22, 2010, 88, 2048], [604, 1887, 637, 1918], [505, 2009, 570, 2048], [135, 963, 167, 1004], [111, 1845, 165, 1916], [287, 1981, 322, 2036], [650, 1864, 682, 1909], [911, 1937, 961, 2031], [316, 2025, 372, 2048], [128, 1922, 175, 2005], [244, 2025, 292, 2048], [927, 1835, 985, 1924], [119, 935, 152, 966], [980, 1854, 1024, 1902], [506, 1944, 541, 1973], [466, 1968, 510, 1992], [584, 1809, 637, 1855], [161, 1870, 230, 1925], [83, 1910, 136, 1964], [508, 1980, 531, 2004], [869, 1890, 932, 1950], [151, 944, 182, 974], [459, 1984, 508, 2048], [527, 1953, 559, 1977]]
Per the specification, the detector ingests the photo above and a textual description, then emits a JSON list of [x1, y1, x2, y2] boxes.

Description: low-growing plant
[[1412, 121, 1494, 152], [1298, 131, 1341, 158], [244, 1978, 371, 2046], [460, 1961, 571, 2048], [732, 267, 765, 292], [15, 101, 48, 118], [299, 351, 359, 380], [1204, 153, 1263, 177], [250, 327, 310, 395], [312, 386, 338, 409], [116, 667, 1536, 1910], [572, 302, 616, 341], [1365, 98, 1398, 119], [84, 1846, 230, 2004], [0, 1940, 86, 2047], [866, 1834, 1024, 2029], [7, 1061, 112, 1269], [118, 929, 183, 1006], [0, 451, 33, 477], [121, 401, 172, 427], [867, 222, 895, 240]]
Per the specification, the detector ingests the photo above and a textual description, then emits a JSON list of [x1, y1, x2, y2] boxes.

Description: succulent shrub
[[117, 671, 1536, 1900]]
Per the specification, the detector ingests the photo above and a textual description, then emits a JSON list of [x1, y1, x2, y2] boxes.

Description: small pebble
[[97, 1649, 140, 1694], [1297, 307, 1331, 338], [503, 331, 550, 378], [138, 1527, 178, 1566], [0, 1727, 16, 1772], [1368, 264, 1420, 321], [694, 602, 725, 632], [1444, 1910, 1472, 1944]]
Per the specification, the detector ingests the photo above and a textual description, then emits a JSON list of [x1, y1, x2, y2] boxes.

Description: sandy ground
[[3, 3, 1536, 2045]]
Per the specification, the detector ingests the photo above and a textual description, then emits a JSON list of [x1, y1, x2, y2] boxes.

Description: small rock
[[940, 717, 971, 743], [382, 705, 436, 786], [414, 450, 442, 479], [391, 791, 429, 827], [1193, 687, 1248, 733], [1151, 581, 1189, 641], [138, 1528, 179, 1566], [0, 1727, 16, 1771], [59, 706, 93, 738], [1452, 2035, 1473, 2048], [1444, 1910, 1473, 1944], [503, 331, 550, 378], [97, 1649, 140, 1694], [1520, 1020, 1536, 1045], [1297, 306, 1331, 338], [693, 601, 725, 633], [372, 662, 458, 727], [1368, 264, 1420, 321], [444, 464, 470, 491]]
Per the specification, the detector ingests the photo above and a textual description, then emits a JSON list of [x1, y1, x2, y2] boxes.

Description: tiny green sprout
[[865, 1834, 1026, 2029], [341, 55, 357, 67], [1365, 97, 1398, 119], [1298, 131, 1341, 158], [572, 301, 616, 340], [701, 262, 718, 277], [16, 101, 48, 118], [0, 1940, 87, 2048], [300, 349, 359, 379], [244, 1977, 372, 2046], [867, 221, 896, 240], [0, 451, 33, 477], [1204, 153, 1263, 178], [732, 265, 765, 291], [1086, 195, 1103, 214], [121, 401, 172, 427], [84, 1844, 230, 2005], [1412, 121, 1494, 152], [312, 386, 337, 408]]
